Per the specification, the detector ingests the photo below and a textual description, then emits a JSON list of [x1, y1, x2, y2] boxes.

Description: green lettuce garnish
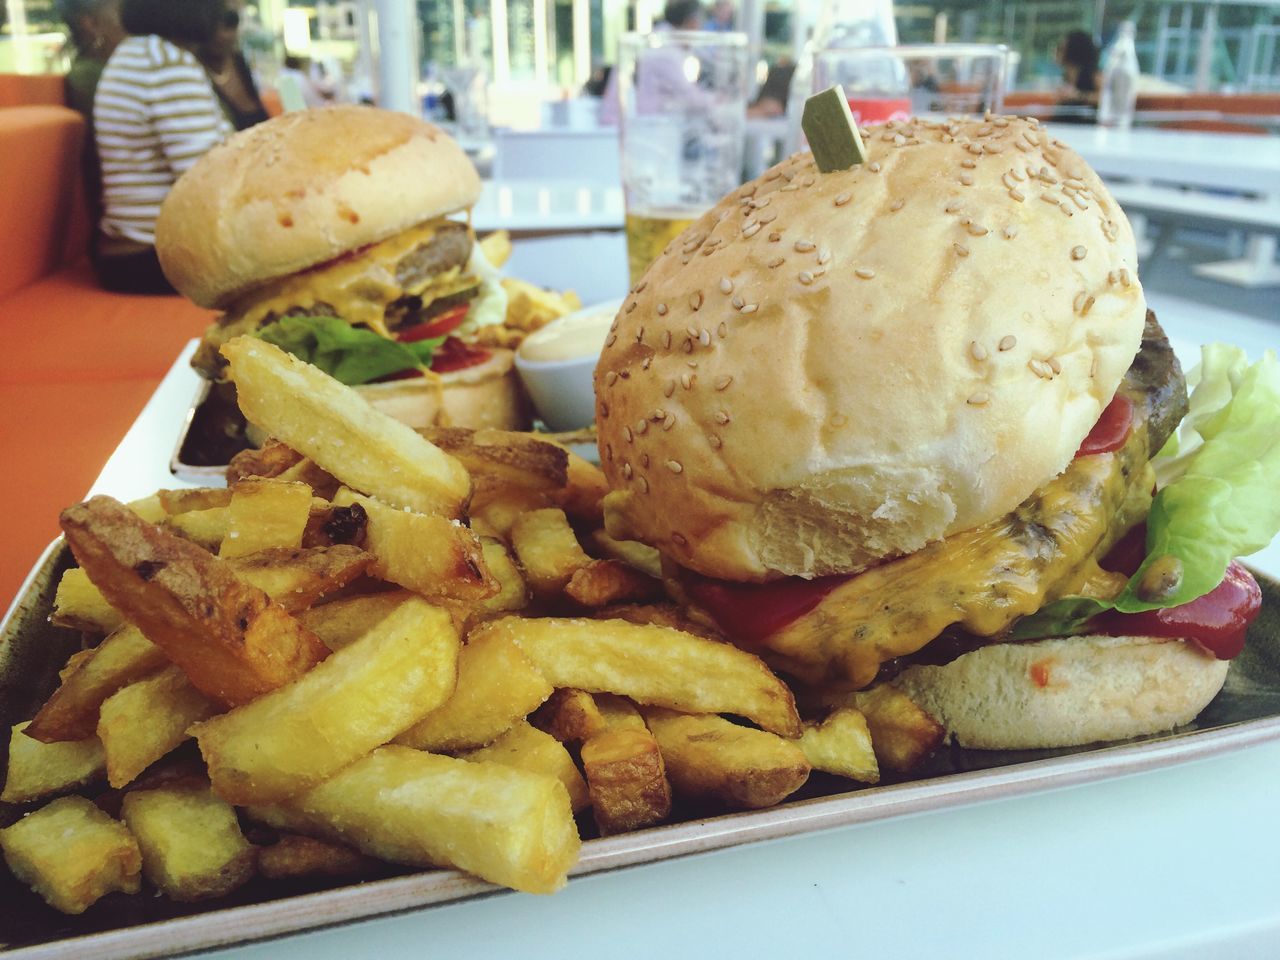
[[255, 315, 443, 386], [1012, 344, 1280, 640]]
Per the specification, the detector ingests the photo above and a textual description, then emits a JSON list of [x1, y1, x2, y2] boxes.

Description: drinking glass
[[616, 30, 750, 284]]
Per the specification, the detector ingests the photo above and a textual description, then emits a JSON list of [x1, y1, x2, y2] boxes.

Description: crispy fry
[[474, 538, 529, 616], [249, 745, 579, 894], [97, 667, 218, 788], [257, 834, 379, 881], [395, 622, 551, 752], [510, 507, 592, 596], [469, 486, 553, 539], [418, 427, 569, 493], [274, 457, 342, 500], [0, 796, 141, 915], [588, 530, 663, 579], [165, 506, 229, 551], [848, 684, 946, 774], [580, 727, 671, 835], [331, 489, 496, 602], [120, 785, 256, 901], [126, 494, 166, 524], [226, 437, 304, 483], [502, 277, 580, 331], [51, 567, 124, 634], [462, 721, 590, 813], [222, 337, 470, 517], [1, 721, 105, 804], [565, 559, 662, 607], [26, 625, 169, 743], [533, 688, 608, 743], [547, 445, 608, 525], [476, 617, 802, 737], [593, 601, 725, 641], [478, 229, 512, 268], [157, 488, 233, 515], [219, 479, 314, 559], [60, 496, 329, 707], [643, 707, 811, 809], [797, 707, 879, 783], [227, 545, 373, 613], [193, 597, 460, 804]]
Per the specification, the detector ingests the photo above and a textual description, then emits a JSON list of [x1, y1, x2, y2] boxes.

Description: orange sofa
[[0, 92, 215, 611]]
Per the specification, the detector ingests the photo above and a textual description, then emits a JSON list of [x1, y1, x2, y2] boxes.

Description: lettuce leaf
[[1012, 344, 1280, 640], [255, 315, 443, 386]]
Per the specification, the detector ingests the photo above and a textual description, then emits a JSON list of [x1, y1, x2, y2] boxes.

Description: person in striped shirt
[[93, 0, 232, 294]]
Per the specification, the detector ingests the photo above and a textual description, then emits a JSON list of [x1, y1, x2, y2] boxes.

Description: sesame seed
[[1039, 194, 1059, 207], [625, 301, 637, 313], [663, 413, 676, 430], [672, 532, 688, 546], [890, 199, 905, 211], [638, 476, 650, 493], [667, 460, 683, 474], [642, 357, 651, 370], [767, 257, 784, 268], [798, 271, 815, 285], [662, 330, 672, 349], [690, 291, 704, 311], [681, 373, 692, 389], [623, 426, 633, 442], [855, 268, 876, 280], [953, 242, 970, 257], [960, 174, 974, 186], [634, 280, 648, 292], [717, 322, 728, 338], [715, 375, 733, 391], [1048, 357, 1062, 374], [1080, 295, 1095, 316], [605, 333, 617, 347], [967, 223, 989, 237], [758, 210, 778, 224], [893, 133, 907, 146], [781, 183, 799, 192], [743, 222, 762, 238], [967, 392, 990, 406], [731, 294, 744, 309], [709, 434, 723, 449], [768, 231, 783, 242], [817, 248, 832, 265], [1008, 188, 1026, 202], [719, 277, 733, 295], [715, 410, 731, 424], [945, 201, 961, 214], [600, 402, 609, 418], [657, 303, 668, 316], [869, 162, 882, 172], [699, 329, 712, 346], [1028, 359, 1051, 379], [1090, 356, 1099, 378], [664, 380, 676, 397], [1107, 270, 1117, 285], [999, 335, 1017, 351], [1003, 225, 1019, 238], [635, 326, 645, 343], [794, 240, 815, 253], [1071, 245, 1087, 261], [605, 371, 618, 386], [686, 325, 699, 339], [622, 462, 633, 478], [682, 339, 693, 353], [1059, 202, 1074, 217], [740, 303, 759, 314], [834, 193, 851, 206], [636, 419, 649, 434], [961, 159, 977, 169], [970, 341, 988, 361], [1073, 291, 1089, 313], [1119, 268, 1132, 287]]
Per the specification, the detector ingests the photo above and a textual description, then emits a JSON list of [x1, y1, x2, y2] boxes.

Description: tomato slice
[[1076, 394, 1134, 458], [398, 304, 470, 343], [680, 568, 851, 647], [430, 336, 491, 373]]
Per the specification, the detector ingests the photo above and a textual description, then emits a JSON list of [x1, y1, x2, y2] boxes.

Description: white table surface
[[470, 179, 625, 235], [62, 287, 1280, 959]]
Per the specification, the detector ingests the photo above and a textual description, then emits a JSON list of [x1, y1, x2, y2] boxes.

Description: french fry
[[257, 834, 379, 881], [331, 489, 496, 602], [419, 426, 568, 493], [588, 529, 663, 579], [166, 506, 230, 551], [50, 567, 124, 633], [501, 277, 580, 331], [249, 745, 579, 894], [470, 486, 552, 539], [193, 597, 460, 804], [120, 785, 257, 901], [297, 591, 414, 651], [462, 721, 590, 813], [60, 496, 329, 707], [97, 667, 218, 788], [534, 688, 609, 743], [593, 601, 725, 641], [475, 617, 802, 737], [547, 445, 608, 526], [126, 494, 167, 523], [157, 488, 233, 515], [848, 684, 946, 774], [580, 727, 671, 835], [227, 545, 373, 613], [0, 796, 141, 914], [226, 437, 304, 483], [26, 624, 169, 743], [510, 507, 592, 596], [478, 229, 512, 268], [222, 337, 471, 517], [797, 707, 879, 783], [275, 457, 342, 500], [642, 707, 811, 809], [475, 538, 529, 615], [219, 479, 314, 559], [396, 623, 551, 752], [565, 559, 662, 608], [1, 721, 105, 804]]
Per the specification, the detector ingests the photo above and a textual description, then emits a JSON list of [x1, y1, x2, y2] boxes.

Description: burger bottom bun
[[354, 348, 530, 431], [893, 635, 1229, 750]]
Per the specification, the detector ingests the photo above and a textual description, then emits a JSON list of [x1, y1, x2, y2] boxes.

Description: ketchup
[[430, 336, 491, 372], [1089, 560, 1261, 660], [680, 569, 850, 648], [1076, 394, 1134, 458]]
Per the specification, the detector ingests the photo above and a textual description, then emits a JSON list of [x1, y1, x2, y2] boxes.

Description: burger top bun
[[595, 115, 1146, 582], [156, 105, 482, 308]]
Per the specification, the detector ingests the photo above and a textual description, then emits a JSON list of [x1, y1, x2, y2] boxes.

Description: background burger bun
[[157, 105, 482, 309], [596, 116, 1146, 581], [354, 348, 528, 430], [894, 635, 1230, 749]]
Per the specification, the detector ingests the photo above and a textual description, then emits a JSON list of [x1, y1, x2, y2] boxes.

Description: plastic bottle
[[1098, 21, 1139, 130]]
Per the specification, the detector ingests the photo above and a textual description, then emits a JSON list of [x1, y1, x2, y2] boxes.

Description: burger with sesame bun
[[157, 105, 526, 436], [595, 114, 1279, 751]]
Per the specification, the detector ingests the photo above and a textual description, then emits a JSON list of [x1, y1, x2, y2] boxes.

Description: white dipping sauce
[[517, 299, 623, 363]]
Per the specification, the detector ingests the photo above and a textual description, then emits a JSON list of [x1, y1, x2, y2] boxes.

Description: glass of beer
[[616, 31, 750, 285], [812, 44, 1008, 126]]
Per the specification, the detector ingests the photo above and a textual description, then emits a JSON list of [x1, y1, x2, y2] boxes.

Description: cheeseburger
[[157, 105, 524, 432], [595, 115, 1267, 750]]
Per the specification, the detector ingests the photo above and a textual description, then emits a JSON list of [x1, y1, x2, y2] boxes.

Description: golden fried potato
[[60, 496, 329, 707], [479, 229, 512, 268], [257, 834, 379, 881], [226, 437, 304, 483], [219, 479, 314, 559], [797, 707, 879, 783], [222, 337, 470, 517], [502, 277, 580, 331], [98, 667, 218, 788], [157, 487, 233, 515], [462, 720, 590, 813], [475, 617, 802, 737], [193, 597, 460, 804], [580, 727, 671, 835], [418, 427, 569, 493], [848, 684, 946, 774], [297, 591, 413, 651], [469, 486, 553, 540], [588, 530, 663, 579], [249, 746, 579, 894], [0, 796, 141, 915], [643, 707, 810, 809], [510, 508, 592, 597], [227, 545, 373, 613], [565, 559, 661, 608], [50, 567, 124, 634], [165, 506, 230, 551], [474, 538, 529, 616], [1, 721, 105, 804], [121, 785, 256, 901]]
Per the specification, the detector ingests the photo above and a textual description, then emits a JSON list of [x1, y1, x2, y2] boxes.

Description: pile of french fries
[[0, 336, 942, 917]]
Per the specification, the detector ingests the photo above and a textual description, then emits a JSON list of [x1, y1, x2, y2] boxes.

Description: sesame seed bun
[[893, 635, 1230, 749], [156, 105, 482, 309], [595, 116, 1146, 582]]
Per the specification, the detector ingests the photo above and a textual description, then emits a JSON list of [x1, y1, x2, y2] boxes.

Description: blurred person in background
[[1055, 29, 1100, 122], [93, 0, 233, 294], [198, 0, 270, 129], [599, 0, 706, 124], [705, 0, 735, 32], [56, 0, 126, 118]]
